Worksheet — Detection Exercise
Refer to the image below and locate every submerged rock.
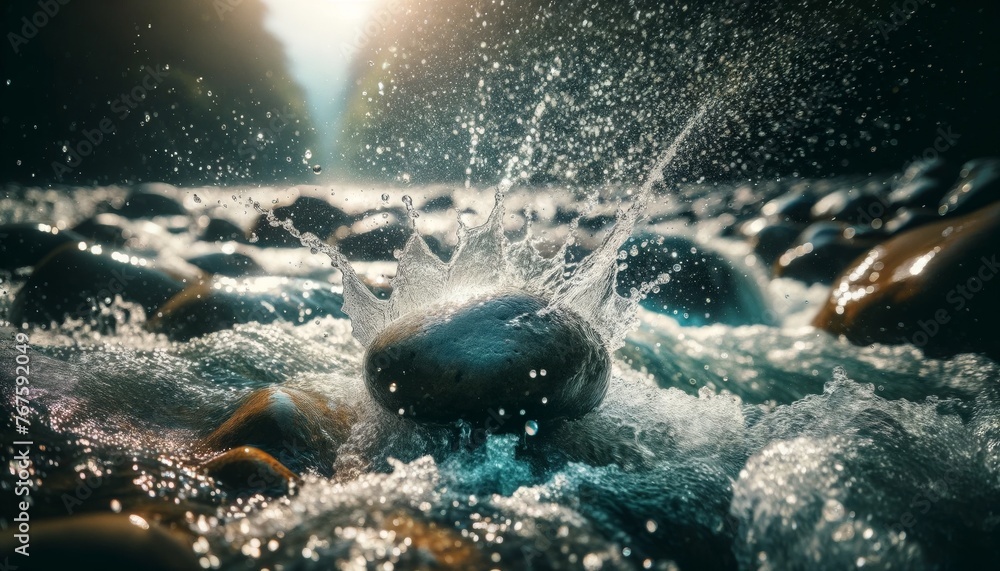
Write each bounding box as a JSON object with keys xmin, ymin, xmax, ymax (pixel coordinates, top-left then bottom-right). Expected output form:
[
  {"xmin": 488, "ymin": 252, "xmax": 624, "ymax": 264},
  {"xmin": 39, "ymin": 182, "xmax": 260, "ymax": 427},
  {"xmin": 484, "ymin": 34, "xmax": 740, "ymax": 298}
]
[
  {"xmin": 251, "ymin": 196, "xmax": 351, "ymax": 247},
  {"xmin": 938, "ymin": 158, "xmax": 1000, "ymax": 216},
  {"xmin": 186, "ymin": 252, "xmax": 263, "ymax": 277},
  {"xmin": 0, "ymin": 223, "xmax": 84, "ymax": 270},
  {"xmin": 810, "ymin": 188, "xmax": 887, "ymax": 224},
  {"xmin": 774, "ymin": 223, "xmax": 879, "ymax": 285},
  {"xmin": 202, "ymin": 446, "xmax": 299, "ymax": 495},
  {"xmin": 336, "ymin": 218, "xmax": 411, "ymax": 261},
  {"xmin": 813, "ymin": 202, "xmax": 1000, "ymax": 359},
  {"xmin": 761, "ymin": 191, "xmax": 816, "ymax": 223},
  {"xmin": 742, "ymin": 219, "xmax": 802, "ymax": 266},
  {"xmin": 200, "ymin": 217, "xmax": 248, "ymax": 243},
  {"xmin": 148, "ymin": 278, "xmax": 347, "ymax": 341},
  {"xmin": 198, "ymin": 387, "xmax": 355, "ymax": 475},
  {"xmin": 888, "ymin": 158, "xmax": 957, "ymax": 210},
  {"xmin": 1, "ymin": 513, "xmax": 199, "ymax": 571},
  {"xmin": 114, "ymin": 184, "xmax": 187, "ymax": 219},
  {"xmin": 363, "ymin": 291, "xmax": 610, "ymax": 425},
  {"xmin": 617, "ymin": 234, "xmax": 771, "ymax": 326},
  {"xmin": 883, "ymin": 208, "xmax": 938, "ymax": 235},
  {"xmin": 72, "ymin": 213, "xmax": 169, "ymax": 251},
  {"xmin": 10, "ymin": 243, "xmax": 184, "ymax": 327}
]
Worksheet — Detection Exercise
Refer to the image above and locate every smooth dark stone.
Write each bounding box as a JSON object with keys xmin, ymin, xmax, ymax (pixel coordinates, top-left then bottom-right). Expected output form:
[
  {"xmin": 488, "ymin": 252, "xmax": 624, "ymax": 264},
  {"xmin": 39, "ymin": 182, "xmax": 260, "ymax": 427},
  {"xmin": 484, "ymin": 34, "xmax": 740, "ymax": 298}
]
[
  {"xmin": 250, "ymin": 196, "xmax": 352, "ymax": 247},
  {"xmin": 798, "ymin": 221, "xmax": 847, "ymax": 244},
  {"xmin": 10, "ymin": 244, "xmax": 184, "ymax": 327},
  {"xmin": 774, "ymin": 223, "xmax": 878, "ymax": 284},
  {"xmin": 72, "ymin": 213, "xmax": 134, "ymax": 249},
  {"xmin": 889, "ymin": 177, "xmax": 951, "ymax": 210},
  {"xmin": 200, "ymin": 217, "xmax": 248, "ymax": 243},
  {"xmin": 199, "ymin": 387, "xmax": 355, "ymax": 475},
  {"xmin": 422, "ymin": 194, "xmax": 454, "ymax": 211},
  {"xmin": 202, "ymin": 446, "xmax": 299, "ymax": 495},
  {"xmin": 0, "ymin": 513, "xmax": 199, "ymax": 571},
  {"xmin": 847, "ymin": 223, "xmax": 887, "ymax": 241},
  {"xmin": 617, "ymin": 234, "xmax": 771, "ymax": 326},
  {"xmin": 337, "ymin": 223, "xmax": 411, "ymax": 261},
  {"xmin": 761, "ymin": 192, "xmax": 816, "ymax": 223},
  {"xmin": 746, "ymin": 222, "xmax": 802, "ymax": 266},
  {"xmin": 363, "ymin": 291, "xmax": 611, "ymax": 425},
  {"xmin": 897, "ymin": 157, "xmax": 956, "ymax": 187},
  {"xmin": 938, "ymin": 158, "xmax": 1000, "ymax": 216},
  {"xmin": 148, "ymin": 278, "xmax": 347, "ymax": 341},
  {"xmin": 884, "ymin": 208, "xmax": 939, "ymax": 235},
  {"xmin": 114, "ymin": 184, "xmax": 187, "ymax": 218},
  {"xmin": 813, "ymin": 201, "xmax": 1000, "ymax": 360},
  {"xmin": 186, "ymin": 252, "xmax": 263, "ymax": 277},
  {"xmin": 0, "ymin": 223, "xmax": 85, "ymax": 270},
  {"xmin": 811, "ymin": 190, "xmax": 888, "ymax": 224}
]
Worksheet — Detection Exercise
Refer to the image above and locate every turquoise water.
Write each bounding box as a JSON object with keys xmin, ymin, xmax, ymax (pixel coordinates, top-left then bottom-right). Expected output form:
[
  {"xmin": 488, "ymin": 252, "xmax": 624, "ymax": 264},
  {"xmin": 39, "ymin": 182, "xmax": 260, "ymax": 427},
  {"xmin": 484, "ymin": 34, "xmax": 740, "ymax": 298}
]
[{"xmin": 2, "ymin": 182, "xmax": 999, "ymax": 569}]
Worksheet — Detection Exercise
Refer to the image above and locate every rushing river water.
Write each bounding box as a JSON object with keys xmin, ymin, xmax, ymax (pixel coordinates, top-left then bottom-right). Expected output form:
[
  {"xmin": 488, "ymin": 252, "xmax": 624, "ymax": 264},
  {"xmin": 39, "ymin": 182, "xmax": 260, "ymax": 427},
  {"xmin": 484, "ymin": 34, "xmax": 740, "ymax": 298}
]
[
  {"xmin": 2, "ymin": 177, "xmax": 999, "ymax": 569},
  {"xmin": 2, "ymin": 0, "xmax": 1000, "ymax": 568}
]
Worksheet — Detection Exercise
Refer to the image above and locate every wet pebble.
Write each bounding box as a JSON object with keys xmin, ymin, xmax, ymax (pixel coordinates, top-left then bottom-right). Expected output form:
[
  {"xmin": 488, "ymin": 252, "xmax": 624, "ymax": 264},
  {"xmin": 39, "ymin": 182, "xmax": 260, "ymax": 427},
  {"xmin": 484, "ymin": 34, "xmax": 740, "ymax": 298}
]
[
  {"xmin": 0, "ymin": 513, "xmax": 199, "ymax": 571},
  {"xmin": 148, "ymin": 278, "xmax": 347, "ymax": 341},
  {"xmin": 883, "ymin": 208, "xmax": 939, "ymax": 235},
  {"xmin": 363, "ymin": 291, "xmax": 611, "ymax": 425},
  {"xmin": 0, "ymin": 222, "xmax": 85, "ymax": 271},
  {"xmin": 198, "ymin": 386, "xmax": 355, "ymax": 475},
  {"xmin": 113, "ymin": 183, "xmax": 187, "ymax": 219},
  {"xmin": 200, "ymin": 217, "xmax": 248, "ymax": 243},
  {"xmin": 202, "ymin": 446, "xmax": 299, "ymax": 495},
  {"xmin": 10, "ymin": 243, "xmax": 184, "ymax": 327},
  {"xmin": 250, "ymin": 196, "xmax": 352, "ymax": 247},
  {"xmin": 774, "ymin": 223, "xmax": 879, "ymax": 285},
  {"xmin": 186, "ymin": 252, "xmax": 263, "ymax": 278},
  {"xmin": 617, "ymin": 234, "xmax": 771, "ymax": 326},
  {"xmin": 813, "ymin": 201, "xmax": 1000, "ymax": 359},
  {"xmin": 888, "ymin": 158, "xmax": 957, "ymax": 210},
  {"xmin": 938, "ymin": 158, "xmax": 1000, "ymax": 217}
]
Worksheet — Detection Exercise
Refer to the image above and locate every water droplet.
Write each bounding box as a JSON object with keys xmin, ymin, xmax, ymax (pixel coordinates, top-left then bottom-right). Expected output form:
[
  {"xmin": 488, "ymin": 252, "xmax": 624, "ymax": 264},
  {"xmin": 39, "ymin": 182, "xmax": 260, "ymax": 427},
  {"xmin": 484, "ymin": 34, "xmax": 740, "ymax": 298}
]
[
  {"xmin": 304, "ymin": 149, "xmax": 313, "ymax": 160},
  {"xmin": 529, "ymin": 369, "xmax": 537, "ymax": 378},
  {"xmin": 539, "ymin": 369, "xmax": 547, "ymax": 376},
  {"xmin": 823, "ymin": 498, "xmax": 845, "ymax": 522},
  {"xmin": 525, "ymin": 420, "xmax": 539, "ymax": 436},
  {"xmin": 389, "ymin": 382, "xmax": 397, "ymax": 393},
  {"xmin": 192, "ymin": 194, "xmax": 201, "ymax": 203},
  {"xmin": 646, "ymin": 520, "xmax": 658, "ymax": 533},
  {"xmin": 110, "ymin": 499, "xmax": 122, "ymax": 513},
  {"xmin": 381, "ymin": 193, "xmax": 390, "ymax": 201},
  {"xmin": 312, "ymin": 164, "xmax": 322, "ymax": 174},
  {"xmin": 541, "ymin": 397, "xmax": 548, "ymax": 404}
]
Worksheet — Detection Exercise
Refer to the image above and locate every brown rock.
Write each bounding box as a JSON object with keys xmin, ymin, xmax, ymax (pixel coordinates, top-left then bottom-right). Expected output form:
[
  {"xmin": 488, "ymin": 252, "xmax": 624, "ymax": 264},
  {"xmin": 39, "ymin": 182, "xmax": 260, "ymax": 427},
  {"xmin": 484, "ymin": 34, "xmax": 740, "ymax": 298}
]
[
  {"xmin": 202, "ymin": 446, "xmax": 299, "ymax": 495},
  {"xmin": 198, "ymin": 387, "xmax": 356, "ymax": 475},
  {"xmin": 383, "ymin": 512, "xmax": 485, "ymax": 569},
  {"xmin": 812, "ymin": 202, "xmax": 1000, "ymax": 359},
  {"xmin": 0, "ymin": 513, "xmax": 198, "ymax": 570}
]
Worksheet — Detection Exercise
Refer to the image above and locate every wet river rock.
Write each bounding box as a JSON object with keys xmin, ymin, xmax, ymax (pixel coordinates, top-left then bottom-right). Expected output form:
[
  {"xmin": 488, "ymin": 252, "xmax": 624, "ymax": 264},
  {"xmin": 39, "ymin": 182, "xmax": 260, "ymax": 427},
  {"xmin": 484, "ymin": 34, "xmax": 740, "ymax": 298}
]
[
  {"xmin": 363, "ymin": 291, "xmax": 610, "ymax": 425},
  {"xmin": 10, "ymin": 243, "xmax": 185, "ymax": 327},
  {"xmin": 813, "ymin": 201, "xmax": 1000, "ymax": 359},
  {"xmin": 0, "ymin": 222, "xmax": 84, "ymax": 270}
]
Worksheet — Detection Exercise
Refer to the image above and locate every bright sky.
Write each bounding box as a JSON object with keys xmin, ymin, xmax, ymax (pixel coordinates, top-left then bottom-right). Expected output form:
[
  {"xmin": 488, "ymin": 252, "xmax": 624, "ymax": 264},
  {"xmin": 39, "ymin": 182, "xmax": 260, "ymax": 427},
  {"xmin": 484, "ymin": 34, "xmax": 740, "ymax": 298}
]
[{"xmin": 260, "ymin": 0, "xmax": 383, "ymax": 166}]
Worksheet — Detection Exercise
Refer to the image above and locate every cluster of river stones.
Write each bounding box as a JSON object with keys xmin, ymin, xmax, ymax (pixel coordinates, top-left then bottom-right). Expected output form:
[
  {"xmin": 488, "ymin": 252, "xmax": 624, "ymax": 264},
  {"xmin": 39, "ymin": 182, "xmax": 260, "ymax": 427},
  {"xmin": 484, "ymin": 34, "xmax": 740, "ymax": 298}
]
[{"xmin": 2, "ymin": 157, "xmax": 999, "ymax": 567}]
